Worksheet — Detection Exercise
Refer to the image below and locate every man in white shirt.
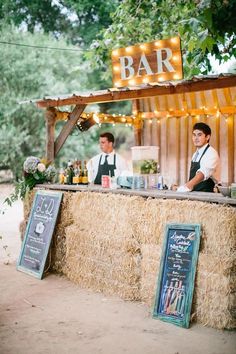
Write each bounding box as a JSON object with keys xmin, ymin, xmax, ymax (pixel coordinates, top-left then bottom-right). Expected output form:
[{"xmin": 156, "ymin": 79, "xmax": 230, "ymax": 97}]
[
  {"xmin": 87, "ymin": 132, "xmax": 128, "ymax": 184},
  {"xmin": 177, "ymin": 122, "xmax": 220, "ymax": 193}
]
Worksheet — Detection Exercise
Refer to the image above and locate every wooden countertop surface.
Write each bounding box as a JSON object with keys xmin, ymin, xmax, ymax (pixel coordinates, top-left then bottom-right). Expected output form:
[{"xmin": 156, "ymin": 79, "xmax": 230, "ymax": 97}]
[{"xmin": 35, "ymin": 184, "xmax": 236, "ymax": 206}]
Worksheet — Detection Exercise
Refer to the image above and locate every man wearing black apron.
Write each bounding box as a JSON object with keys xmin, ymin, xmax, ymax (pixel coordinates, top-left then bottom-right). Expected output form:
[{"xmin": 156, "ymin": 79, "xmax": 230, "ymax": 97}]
[
  {"xmin": 177, "ymin": 122, "xmax": 220, "ymax": 193},
  {"xmin": 87, "ymin": 132, "xmax": 128, "ymax": 185}
]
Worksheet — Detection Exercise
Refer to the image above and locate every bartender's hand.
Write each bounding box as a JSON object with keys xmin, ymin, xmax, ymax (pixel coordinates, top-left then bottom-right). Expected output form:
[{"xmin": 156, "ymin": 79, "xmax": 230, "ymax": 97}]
[{"xmin": 176, "ymin": 185, "xmax": 191, "ymax": 193}]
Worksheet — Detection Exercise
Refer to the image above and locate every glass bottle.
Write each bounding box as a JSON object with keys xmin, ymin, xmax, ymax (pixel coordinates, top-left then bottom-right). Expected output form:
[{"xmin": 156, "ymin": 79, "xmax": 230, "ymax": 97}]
[
  {"xmin": 66, "ymin": 160, "xmax": 74, "ymax": 185},
  {"xmin": 82, "ymin": 160, "xmax": 89, "ymax": 185}
]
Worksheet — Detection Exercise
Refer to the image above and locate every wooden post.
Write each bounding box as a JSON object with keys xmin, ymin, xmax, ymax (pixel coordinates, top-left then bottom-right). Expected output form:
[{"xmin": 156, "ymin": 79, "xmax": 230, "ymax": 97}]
[
  {"xmin": 132, "ymin": 100, "xmax": 142, "ymax": 145},
  {"xmin": 45, "ymin": 108, "xmax": 56, "ymax": 162},
  {"xmin": 54, "ymin": 104, "xmax": 86, "ymax": 157}
]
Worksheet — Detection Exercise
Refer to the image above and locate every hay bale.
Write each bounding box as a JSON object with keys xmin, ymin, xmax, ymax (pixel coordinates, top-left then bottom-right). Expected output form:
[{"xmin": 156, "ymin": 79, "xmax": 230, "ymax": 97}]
[
  {"xmin": 51, "ymin": 192, "xmax": 74, "ymax": 273},
  {"xmin": 140, "ymin": 244, "xmax": 162, "ymax": 306},
  {"xmin": 23, "ymin": 188, "xmax": 236, "ymax": 329},
  {"xmin": 64, "ymin": 224, "xmax": 141, "ymax": 300}
]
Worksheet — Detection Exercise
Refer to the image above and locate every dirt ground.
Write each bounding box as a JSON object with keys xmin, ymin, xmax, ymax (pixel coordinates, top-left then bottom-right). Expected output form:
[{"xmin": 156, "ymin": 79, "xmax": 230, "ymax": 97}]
[{"xmin": 0, "ymin": 184, "xmax": 235, "ymax": 354}]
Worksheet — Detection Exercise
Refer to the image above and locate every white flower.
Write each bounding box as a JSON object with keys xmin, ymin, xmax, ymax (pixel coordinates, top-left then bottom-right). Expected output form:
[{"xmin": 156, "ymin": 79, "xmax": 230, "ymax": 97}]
[
  {"xmin": 37, "ymin": 163, "xmax": 46, "ymax": 172},
  {"xmin": 23, "ymin": 156, "xmax": 40, "ymax": 173}
]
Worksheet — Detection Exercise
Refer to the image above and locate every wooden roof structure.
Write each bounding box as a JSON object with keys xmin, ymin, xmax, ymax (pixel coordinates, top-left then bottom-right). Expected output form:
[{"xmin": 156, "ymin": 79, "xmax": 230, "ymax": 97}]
[{"xmin": 27, "ymin": 74, "xmax": 236, "ymax": 184}]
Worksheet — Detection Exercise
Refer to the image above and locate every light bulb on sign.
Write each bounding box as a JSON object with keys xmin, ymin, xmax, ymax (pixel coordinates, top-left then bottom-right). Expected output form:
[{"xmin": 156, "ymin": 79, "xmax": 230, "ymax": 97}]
[
  {"xmin": 142, "ymin": 77, "xmax": 149, "ymax": 84},
  {"xmin": 170, "ymin": 37, "xmax": 179, "ymax": 44},
  {"xmin": 129, "ymin": 79, "xmax": 136, "ymax": 86},
  {"xmin": 113, "ymin": 65, "xmax": 120, "ymax": 72},
  {"xmin": 140, "ymin": 44, "xmax": 146, "ymax": 51},
  {"xmin": 126, "ymin": 46, "xmax": 133, "ymax": 53},
  {"xmin": 112, "ymin": 50, "xmax": 119, "ymax": 57}
]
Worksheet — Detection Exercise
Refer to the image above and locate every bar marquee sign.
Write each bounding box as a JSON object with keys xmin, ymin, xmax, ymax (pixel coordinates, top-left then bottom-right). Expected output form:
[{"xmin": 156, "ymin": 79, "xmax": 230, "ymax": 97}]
[{"xmin": 112, "ymin": 37, "xmax": 183, "ymax": 88}]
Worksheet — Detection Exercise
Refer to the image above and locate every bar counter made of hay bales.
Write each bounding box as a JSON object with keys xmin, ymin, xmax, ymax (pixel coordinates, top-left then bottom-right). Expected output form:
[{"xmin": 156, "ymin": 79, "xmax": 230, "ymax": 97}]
[{"xmin": 22, "ymin": 185, "xmax": 236, "ymax": 330}]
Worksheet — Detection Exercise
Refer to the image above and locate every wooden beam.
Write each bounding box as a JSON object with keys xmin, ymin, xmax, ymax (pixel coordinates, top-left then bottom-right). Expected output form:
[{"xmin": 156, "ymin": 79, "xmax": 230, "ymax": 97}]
[
  {"xmin": 54, "ymin": 104, "xmax": 86, "ymax": 158},
  {"xmin": 45, "ymin": 108, "xmax": 56, "ymax": 162},
  {"xmin": 36, "ymin": 76, "xmax": 236, "ymax": 108}
]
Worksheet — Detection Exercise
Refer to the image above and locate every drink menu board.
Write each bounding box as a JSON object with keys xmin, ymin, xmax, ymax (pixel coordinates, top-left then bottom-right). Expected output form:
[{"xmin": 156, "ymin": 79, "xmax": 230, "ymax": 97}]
[
  {"xmin": 153, "ymin": 224, "xmax": 201, "ymax": 328},
  {"xmin": 17, "ymin": 190, "xmax": 63, "ymax": 279}
]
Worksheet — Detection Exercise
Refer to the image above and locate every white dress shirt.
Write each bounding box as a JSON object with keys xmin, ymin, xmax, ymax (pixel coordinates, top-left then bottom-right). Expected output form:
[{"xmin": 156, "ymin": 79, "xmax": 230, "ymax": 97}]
[
  {"xmin": 87, "ymin": 151, "xmax": 129, "ymax": 183},
  {"xmin": 192, "ymin": 144, "xmax": 220, "ymax": 182}
]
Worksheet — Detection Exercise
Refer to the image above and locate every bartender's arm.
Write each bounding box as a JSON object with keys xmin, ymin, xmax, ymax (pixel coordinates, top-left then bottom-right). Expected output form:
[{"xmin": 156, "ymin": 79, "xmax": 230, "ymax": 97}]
[
  {"xmin": 185, "ymin": 172, "xmax": 204, "ymax": 191},
  {"xmin": 176, "ymin": 172, "xmax": 204, "ymax": 192}
]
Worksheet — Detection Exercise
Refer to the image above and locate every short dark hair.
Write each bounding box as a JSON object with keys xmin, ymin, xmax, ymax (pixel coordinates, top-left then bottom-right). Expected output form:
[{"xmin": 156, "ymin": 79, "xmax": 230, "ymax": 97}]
[
  {"xmin": 100, "ymin": 132, "xmax": 115, "ymax": 144},
  {"xmin": 193, "ymin": 122, "xmax": 211, "ymax": 136}
]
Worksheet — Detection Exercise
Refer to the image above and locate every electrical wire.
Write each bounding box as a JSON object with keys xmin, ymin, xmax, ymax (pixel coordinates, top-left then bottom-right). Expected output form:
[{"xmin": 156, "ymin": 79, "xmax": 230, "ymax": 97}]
[{"xmin": 0, "ymin": 40, "xmax": 91, "ymax": 52}]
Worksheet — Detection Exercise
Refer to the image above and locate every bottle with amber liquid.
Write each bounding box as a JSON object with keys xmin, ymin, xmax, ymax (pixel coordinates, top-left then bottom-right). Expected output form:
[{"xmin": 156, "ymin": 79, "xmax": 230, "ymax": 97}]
[
  {"xmin": 77, "ymin": 160, "xmax": 83, "ymax": 184},
  {"xmin": 81, "ymin": 160, "xmax": 89, "ymax": 185}
]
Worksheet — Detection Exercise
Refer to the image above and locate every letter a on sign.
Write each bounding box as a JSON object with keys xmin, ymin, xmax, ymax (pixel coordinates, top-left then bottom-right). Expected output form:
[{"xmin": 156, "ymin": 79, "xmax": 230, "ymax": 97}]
[{"xmin": 112, "ymin": 36, "xmax": 183, "ymax": 88}]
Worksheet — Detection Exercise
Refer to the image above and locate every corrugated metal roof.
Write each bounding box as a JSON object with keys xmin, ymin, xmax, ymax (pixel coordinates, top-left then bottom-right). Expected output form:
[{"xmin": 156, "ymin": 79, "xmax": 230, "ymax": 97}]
[{"xmin": 19, "ymin": 74, "xmax": 236, "ymax": 108}]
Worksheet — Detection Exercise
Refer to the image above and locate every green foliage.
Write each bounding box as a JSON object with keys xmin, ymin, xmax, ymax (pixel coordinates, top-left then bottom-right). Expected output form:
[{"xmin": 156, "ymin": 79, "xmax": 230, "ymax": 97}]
[
  {"xmin": 88, "ymin": 0, "xmax": 236, "ymax": 79},
  {"xmin": 0, "ymin": 24, "xmax": 85, "ymax": 178}
]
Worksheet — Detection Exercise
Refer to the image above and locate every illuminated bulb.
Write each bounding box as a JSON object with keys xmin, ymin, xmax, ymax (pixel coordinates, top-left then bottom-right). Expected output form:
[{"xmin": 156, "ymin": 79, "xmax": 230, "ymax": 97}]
[
  {"xmin": 171, "ymin": 37, "xmax": 179, "ymax": 44},
  {"xmin": 129, "ymin": 123, "xmax": 132, "ymax": 127},
  {"xmin": 225, "ymin": 118, "xmax": 228, "ymax": 123},
  {"xmin": 142, "ymin": 77, "xmax": 149, "ymax": 84},
  {"xmin": 158, "ymin": 76, "xmax": 164, "ymax": 82},
  {"xmin": 112, "ymin": 50, "xmax": 119, "ymax": 57},
  {"xmin": 104, "ymin": 116, "xmax": 108, "ymax": 120},
  {"xmin": 149, "ymin": 119, "xmax": 152, "ymax": 124},
  {"xmin": 173, "ymin": 74, "xmax": 180, "ymax": 80},
  {"xmin": 154, "ymin": 110, "xmax": 158, "ymax": 115},
  {"xmin": 129, "ymin": 79, "xmax": 136, "ymax": 85},
  {"xmin": 172, "ymin": 55, "xmax": 179, "ymax": 62},
  {"xmin": 154, "ymin": 41, "xmax": 161, "ymax": 47},
  {"xmin": 113, "ymin": 65, "xmax": 120, "ymax": 72},
  {"xmin": 112, "ymin": 123, "xmax": 115, "ymax": 126},
  {"xmin": 140, "ymin": 44, "xmax": 146, "ymax": 50},
  {"xmin": 157, "ymin": 119, "xmax": 160, "ymax": 124},
  {"xmin": 114, "ymin": 81, "xmax": 121, "ymax": 87},
  {"xmin": 112, "ymin": 113, "xmax": 116, "ymax": 117},
  {"xmin": 126, "ymin": 46, "xmax": 133, "ymax": 53},
  {"xmin": 133, "ymin": 110, "xmax": 137, "ymax": 115},
  {"xmin": 216, "ymin": 111, "xmax": 220, "ymax": 118}
]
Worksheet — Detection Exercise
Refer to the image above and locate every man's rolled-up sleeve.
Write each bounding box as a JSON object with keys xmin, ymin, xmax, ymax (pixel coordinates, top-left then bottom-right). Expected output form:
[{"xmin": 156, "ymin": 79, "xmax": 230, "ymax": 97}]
[{"xmin": 197, "ymin": 151, "xmax": 219, "ymax": 180}]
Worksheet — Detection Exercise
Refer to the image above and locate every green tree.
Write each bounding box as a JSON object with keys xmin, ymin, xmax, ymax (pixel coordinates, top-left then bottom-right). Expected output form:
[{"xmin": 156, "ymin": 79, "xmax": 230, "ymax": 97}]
[
  {"xmin": 0, "ymin": 24, "xmax": 86, "ymax": 178},
  {"xmin": 87, "ymin": 0, "xmax": 236, "ymax": 80}
]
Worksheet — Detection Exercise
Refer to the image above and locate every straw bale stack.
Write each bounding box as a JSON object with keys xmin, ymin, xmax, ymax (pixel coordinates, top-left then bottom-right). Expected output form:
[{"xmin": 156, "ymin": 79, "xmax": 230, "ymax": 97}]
[
  {"xmin": 140, "ymin": 244, "xmax": 162, "ymax": 306},
  {"xmin": 51, "ymin": 192, "xmax": 74, "ymax": 273},
  {"xmin": 23, "ymin": 189, "xmax": 236, "ymax": 329},
  {"xmin": 20, "ymin": 191, "xmax": 35, "ymax": 240},
  {"xmin": 64, "ymin": 224, "xmax": 141, "ymax": 300}
]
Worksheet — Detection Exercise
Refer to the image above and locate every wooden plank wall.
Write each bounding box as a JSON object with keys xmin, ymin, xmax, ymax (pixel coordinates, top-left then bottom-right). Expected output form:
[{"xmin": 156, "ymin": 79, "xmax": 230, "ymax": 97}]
[{"xmin": 137, "ymin": 87, "xmax": 236, "ymax": 186}]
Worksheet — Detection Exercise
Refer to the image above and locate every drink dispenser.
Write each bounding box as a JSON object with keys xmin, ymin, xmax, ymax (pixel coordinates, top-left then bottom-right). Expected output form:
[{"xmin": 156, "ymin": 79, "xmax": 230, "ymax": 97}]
[{"xmin": 131, "ymin": 146, "xmax": 160, "ymax": 175}]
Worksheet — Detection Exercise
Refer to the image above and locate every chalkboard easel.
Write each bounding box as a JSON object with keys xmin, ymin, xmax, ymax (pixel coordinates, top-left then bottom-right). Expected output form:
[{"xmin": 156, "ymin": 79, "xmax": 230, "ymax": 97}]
[
  {"xmin": 17, "ymin": 190, "xmax": 63, "ymax": 279},
  {"xmin": 153, "ymin": 223, "xmax": 201, "ymax": 328}
]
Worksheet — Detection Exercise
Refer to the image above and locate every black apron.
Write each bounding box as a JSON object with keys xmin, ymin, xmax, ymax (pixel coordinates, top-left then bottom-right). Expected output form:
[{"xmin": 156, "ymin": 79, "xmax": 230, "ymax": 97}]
[
  {"xmin": 189, "ymin": 144, "xmax": 215, "ymax": 192},
  {"xmin": 94, "ymin": 154, "xmax": 117, "ymax": 185}
]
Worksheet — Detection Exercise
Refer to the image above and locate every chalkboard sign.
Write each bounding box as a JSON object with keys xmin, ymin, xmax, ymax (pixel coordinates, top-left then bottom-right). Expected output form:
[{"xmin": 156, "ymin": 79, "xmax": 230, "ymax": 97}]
[
  {"xmin": 153, "ymin": 223, "xmax": 201, "ymax": 328},
  {"xmin": 17, "ymin": 190, "xmax": 63, "ymax": 279}
]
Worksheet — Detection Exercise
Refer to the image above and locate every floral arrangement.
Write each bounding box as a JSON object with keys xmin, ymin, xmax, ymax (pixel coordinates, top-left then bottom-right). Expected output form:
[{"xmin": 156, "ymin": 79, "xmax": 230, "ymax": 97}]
[{"xmin": 5, "ymin": 156, "xmax": 57, "ymax": 206}]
